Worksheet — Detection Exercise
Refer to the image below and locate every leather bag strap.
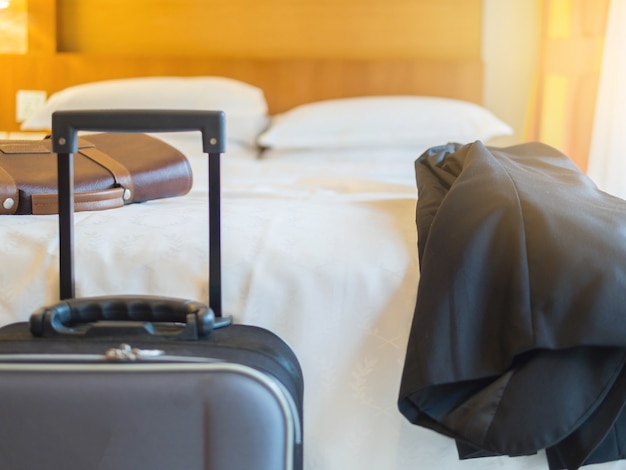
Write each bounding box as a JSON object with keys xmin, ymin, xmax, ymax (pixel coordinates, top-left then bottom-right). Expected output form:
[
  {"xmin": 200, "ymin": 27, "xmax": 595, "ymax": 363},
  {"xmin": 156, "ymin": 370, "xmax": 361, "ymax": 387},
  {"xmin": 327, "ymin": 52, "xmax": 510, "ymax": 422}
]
[
  {"xmin": 31, "ymin": 187, "xmax": 126, "ymax": 215},
  {"xmin": 78, "ymin": 138, "xmax": 135, "ymax": 203},
  {"xmin": 0, "ymin": 164, "xmax": 18, "ymax": 215}
]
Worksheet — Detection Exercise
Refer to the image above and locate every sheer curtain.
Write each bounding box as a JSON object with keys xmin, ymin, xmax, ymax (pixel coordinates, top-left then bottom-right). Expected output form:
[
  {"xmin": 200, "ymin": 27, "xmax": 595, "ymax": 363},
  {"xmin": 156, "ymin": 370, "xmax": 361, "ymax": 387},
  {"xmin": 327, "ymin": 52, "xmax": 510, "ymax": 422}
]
[{"xmin": 587, "ymin": 0, "xmax": 626, "ymax": 198}]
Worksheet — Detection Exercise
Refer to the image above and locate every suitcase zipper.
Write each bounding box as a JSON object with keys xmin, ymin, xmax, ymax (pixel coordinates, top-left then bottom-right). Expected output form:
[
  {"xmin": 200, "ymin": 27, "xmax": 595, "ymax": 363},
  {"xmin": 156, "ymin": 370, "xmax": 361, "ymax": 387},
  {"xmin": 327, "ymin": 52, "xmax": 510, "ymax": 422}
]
[{"xmin": 105, "ymin": 343, "xmax": 164, "ymax": 360}]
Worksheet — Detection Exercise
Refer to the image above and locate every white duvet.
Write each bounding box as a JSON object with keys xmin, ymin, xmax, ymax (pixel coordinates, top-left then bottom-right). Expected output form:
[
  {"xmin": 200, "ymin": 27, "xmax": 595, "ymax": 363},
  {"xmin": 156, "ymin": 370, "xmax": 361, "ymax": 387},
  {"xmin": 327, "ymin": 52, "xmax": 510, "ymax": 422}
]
[{"xmin": 0, "ymin": 133, "xmax": 620, "ymax": 470}]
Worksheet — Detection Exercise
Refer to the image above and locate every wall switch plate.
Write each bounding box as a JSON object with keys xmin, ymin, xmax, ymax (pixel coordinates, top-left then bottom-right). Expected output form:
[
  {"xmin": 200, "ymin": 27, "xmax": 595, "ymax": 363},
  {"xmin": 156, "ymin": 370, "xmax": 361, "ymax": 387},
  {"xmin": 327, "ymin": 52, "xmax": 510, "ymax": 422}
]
[{"xmin": 16, "ymin": 90, "xmax": 47, "ymax": 123}]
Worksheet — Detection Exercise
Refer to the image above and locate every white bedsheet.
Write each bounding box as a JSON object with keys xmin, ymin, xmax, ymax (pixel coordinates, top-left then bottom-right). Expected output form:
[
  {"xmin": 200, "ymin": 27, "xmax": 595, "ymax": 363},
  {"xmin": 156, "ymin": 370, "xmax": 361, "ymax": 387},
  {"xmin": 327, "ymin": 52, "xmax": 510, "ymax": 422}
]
[{"xmin": 0, "ymin": 133, "xmax": 622, "ymax": 470}]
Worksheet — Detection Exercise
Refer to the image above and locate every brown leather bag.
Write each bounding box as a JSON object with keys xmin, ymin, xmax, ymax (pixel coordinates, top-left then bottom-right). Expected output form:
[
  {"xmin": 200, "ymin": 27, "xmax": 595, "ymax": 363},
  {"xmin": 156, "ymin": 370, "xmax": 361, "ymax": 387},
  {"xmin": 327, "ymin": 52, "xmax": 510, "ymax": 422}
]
[{"xmin": 0, "ymin": 133, "xmax": 193, "ymax": 215}]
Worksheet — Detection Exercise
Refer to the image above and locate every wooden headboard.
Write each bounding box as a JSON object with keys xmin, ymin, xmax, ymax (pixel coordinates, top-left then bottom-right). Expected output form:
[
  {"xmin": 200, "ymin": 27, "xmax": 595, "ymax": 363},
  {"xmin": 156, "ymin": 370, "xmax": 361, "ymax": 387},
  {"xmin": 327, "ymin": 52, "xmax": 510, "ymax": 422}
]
[{"xmin": 0, "ymin": 0, "xmax": 484, "ymax": 131}]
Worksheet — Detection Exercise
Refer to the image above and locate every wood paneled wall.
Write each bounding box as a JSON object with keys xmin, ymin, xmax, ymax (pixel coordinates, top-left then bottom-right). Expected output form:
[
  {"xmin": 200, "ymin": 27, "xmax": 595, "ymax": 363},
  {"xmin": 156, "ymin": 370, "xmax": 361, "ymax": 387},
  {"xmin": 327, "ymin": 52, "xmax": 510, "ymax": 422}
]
[
  {"xmin": 0, "ymin": 0, "xmax": 484, "ymax": 132},
  {"xmin": 56, "ymin": 0, "xmax": 482, "ymax": 59}
]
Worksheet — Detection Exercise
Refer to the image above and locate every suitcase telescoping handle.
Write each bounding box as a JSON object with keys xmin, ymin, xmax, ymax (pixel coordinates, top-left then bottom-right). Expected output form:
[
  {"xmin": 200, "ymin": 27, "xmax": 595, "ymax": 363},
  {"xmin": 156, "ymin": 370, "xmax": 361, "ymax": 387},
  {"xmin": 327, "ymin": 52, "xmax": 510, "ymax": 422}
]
[{"xmin": 34, "ymin": 110, "xmax": 227, "ymax": 338}]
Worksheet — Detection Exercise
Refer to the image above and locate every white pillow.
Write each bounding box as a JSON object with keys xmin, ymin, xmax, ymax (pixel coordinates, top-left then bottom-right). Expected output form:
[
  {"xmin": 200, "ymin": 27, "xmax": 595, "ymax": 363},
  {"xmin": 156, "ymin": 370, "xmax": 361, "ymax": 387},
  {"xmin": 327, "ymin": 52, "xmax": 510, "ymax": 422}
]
[
  {"xmin": 21, "ymin": 76, "xmax": 269, "ymax": 146},
  {"xmin": 257, "ymin": 96, "xmax": 513, "ymax": 149}
]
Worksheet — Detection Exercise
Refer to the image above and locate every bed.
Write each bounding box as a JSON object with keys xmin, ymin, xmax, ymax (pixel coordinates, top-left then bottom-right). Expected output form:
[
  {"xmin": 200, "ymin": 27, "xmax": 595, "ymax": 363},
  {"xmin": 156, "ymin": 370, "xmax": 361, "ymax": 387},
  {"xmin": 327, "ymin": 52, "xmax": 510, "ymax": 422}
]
[{"xmin": 1, "ymin": 74, "xmax": 622, "ymax": 470}]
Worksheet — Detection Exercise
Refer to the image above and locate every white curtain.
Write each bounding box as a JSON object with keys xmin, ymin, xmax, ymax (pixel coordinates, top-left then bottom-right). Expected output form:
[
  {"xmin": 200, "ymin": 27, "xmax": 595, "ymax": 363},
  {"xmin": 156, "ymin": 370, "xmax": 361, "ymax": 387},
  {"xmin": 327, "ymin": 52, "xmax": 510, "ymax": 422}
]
[{"xmin": 587, "ymin": 0, "xmax": 626, "ymax": 198}]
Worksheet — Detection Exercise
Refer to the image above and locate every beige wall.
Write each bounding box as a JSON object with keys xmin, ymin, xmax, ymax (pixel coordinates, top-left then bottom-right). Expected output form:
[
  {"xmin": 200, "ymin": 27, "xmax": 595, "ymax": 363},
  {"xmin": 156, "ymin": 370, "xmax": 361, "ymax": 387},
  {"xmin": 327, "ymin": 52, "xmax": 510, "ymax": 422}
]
[{"xmin": 482, "ymin": 0, "xmax": 539, "ymax": 145}]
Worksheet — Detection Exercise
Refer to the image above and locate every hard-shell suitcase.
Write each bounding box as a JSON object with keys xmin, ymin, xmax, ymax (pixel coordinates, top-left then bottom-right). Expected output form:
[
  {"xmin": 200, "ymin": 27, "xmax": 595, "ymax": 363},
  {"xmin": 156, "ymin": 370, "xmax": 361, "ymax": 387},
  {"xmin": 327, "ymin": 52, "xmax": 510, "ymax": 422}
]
[{"xmin": 0, "ymin": 110, "xmax": 304, "ymax": 470}]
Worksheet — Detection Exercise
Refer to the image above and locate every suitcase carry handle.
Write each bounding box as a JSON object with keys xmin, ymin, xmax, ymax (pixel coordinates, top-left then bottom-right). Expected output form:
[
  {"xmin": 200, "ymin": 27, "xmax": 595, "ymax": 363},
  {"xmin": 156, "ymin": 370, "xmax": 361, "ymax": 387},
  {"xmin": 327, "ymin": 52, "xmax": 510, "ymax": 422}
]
[
  {"xmin": 46, "ymin": 110, "xmax": 228, "ymax": 335},
  {"xmin": 29, "ymin": 296, "xmax": 228, "ymax": 339}
]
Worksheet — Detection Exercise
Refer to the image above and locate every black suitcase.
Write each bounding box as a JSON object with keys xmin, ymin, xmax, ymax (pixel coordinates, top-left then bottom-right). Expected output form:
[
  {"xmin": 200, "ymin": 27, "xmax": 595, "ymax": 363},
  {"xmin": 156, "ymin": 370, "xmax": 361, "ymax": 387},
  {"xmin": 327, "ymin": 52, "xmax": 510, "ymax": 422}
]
[{"xmin": 0, "ymin": 110, "xmax": 303, "ymax": 470}]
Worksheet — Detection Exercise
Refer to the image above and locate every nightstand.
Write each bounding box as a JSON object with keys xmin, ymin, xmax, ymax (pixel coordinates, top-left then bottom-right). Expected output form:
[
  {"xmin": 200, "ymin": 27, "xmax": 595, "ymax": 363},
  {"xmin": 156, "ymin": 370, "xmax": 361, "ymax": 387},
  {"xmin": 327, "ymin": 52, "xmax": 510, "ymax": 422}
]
[{"xmin": 0, "ymin": 131, "xmax": 49, "ymax": 140}]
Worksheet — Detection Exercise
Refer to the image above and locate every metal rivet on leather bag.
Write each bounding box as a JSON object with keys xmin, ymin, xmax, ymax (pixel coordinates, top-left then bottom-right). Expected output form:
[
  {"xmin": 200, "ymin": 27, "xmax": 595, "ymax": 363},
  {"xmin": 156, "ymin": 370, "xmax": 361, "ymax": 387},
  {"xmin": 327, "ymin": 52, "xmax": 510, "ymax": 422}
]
[
  {"xmin": 2, "ymin": 198, "xmax": 14, "ymax": 210},
  {"xmin": 123, "ymin": 189, "xmax": 132, "ymax": 201}
]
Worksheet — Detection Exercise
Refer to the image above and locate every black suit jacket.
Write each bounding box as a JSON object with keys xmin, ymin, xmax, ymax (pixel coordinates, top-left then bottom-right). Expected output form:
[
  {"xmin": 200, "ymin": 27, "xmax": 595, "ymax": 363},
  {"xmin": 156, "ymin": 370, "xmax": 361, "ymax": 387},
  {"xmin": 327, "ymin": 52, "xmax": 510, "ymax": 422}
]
[{"xmin": 398, "ymin": 141, "xmax": 626, "ymax": 469}]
